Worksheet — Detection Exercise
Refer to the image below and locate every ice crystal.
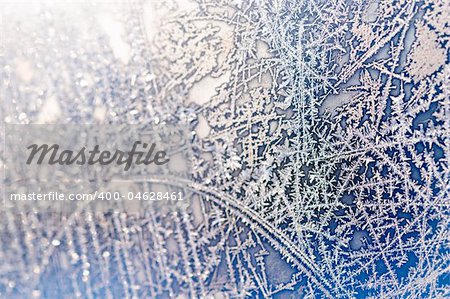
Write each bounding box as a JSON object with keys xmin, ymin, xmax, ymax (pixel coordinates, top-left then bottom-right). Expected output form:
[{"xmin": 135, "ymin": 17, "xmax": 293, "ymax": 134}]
[{"xmin": 1, "ymin": 0, "xmax": 449, "ymax": 298}]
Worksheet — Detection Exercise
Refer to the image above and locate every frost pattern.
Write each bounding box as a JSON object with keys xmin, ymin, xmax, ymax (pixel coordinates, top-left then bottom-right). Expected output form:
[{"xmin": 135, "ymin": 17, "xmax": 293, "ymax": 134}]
[{"xmin": 1, "ymin": 0, "xmax": 449, "ymax": 298}]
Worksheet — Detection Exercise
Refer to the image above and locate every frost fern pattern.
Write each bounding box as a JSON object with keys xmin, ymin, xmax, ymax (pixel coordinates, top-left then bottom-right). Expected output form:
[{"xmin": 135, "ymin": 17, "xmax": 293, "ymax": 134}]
[{"xmin": 1, "ymin": 0, "xmax": 449, "ymax": 298}]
